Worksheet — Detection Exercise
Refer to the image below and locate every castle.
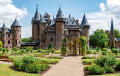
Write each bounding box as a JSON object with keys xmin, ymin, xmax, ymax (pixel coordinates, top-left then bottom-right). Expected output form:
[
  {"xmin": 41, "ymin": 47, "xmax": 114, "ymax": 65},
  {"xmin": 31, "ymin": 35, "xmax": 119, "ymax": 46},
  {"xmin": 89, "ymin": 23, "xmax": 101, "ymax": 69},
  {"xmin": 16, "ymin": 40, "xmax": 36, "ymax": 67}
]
[
  {"xmin": 0, "ymin": 18, "xmax": 21, "ymax": 49},
  {"xmin": 22, "ymin": 6, "xmax": 90, "ymax": 49}
]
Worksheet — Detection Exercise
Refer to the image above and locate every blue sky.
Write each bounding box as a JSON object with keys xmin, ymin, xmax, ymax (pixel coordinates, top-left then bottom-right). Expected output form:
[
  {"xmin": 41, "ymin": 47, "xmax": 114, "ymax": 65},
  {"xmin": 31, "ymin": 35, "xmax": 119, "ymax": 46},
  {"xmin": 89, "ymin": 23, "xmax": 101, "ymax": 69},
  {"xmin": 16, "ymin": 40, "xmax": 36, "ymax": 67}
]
[
  {"xmin": 0, "ymin": 0, "xmax": 120, "ymax": 38},
  {"xmin": 12, "ymin": 0, "xmax": 105, "ymax": 28}
]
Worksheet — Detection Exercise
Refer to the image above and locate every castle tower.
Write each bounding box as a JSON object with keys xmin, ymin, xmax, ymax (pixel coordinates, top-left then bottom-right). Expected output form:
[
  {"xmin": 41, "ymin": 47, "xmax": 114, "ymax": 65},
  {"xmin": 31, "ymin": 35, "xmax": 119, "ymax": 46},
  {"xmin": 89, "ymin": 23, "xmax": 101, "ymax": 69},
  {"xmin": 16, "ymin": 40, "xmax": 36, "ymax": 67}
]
[
  {"xmin": 81, "ymin": 14, "xmax": 90, "ymax": 47},
  {"xmin": 39, "ymin": 17, "xmax": 47, "ymax": 48},
  {"xmin": 11, "ymin": 17, "xmax": 21, "ymax": 48},
  {"xmin": 110, "ymin": 19, "xmax": 115, "ymax": 46},
  {"xmin": 55, "ymin": 7, "xmax": 66, "ymax": 48},
  {"xmin": 32, "ymin": 5, "xmax": 40, "ymax": 42},
  {"xmin": 1, "ymin": 23, "xmax": 7, "ymax": 48}
]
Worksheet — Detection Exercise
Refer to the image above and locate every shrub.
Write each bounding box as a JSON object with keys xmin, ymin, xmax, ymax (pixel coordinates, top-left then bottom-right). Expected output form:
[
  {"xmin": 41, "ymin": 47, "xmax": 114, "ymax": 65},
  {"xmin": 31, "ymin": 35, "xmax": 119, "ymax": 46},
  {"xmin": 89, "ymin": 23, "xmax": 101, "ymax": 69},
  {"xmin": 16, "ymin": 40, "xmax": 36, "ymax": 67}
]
[
  {"xmin": 86, "ymin": 50, "xmax": 92, "ymax": 54},
  {"xmin": 115, "ymin": 60, "xmax": 120, "ymax": 71},
  {"xmin": 84, "ymin": 65, "xmax": 90, "ymax": 71},
  {"xmin": 82, "ymin": 56, "xmax": 95, "ymax": 59},
  {"xmin": 82, "ymin": 59, "xmax": 95, "ymax": 64},
  {"xmin": 13, "ymin": 59, "xmax": 22, "ymax": 70},
  {"xmin": 116, "ymin": 54, "xmax": 120, "ymax": 58},
  {"xmin": 102, "ymin": 51, "xmax": 107, "ymax": 55},
  {"xmin": 102, "ymin": 48, "xmax": 108, "ymax": 52},
  {"xmin": 40, "ymin": 64, "xmax": 49, "ymax": 71},
  {"xmin": 95, "ymin": 55, "xmax": 117, "ymax": 67},
  {"xmin": 47, "ymin": 56, "xmax": 63, "ymax": 59},
  {"xmin": 112, "ymin": 49, "xmax": 119, "ymax": 54},
  {"xmin": 104, "ymin": 66, "xmax": 115, "ymax": 73},
  {"xmin": 88, "ymin": 64, "xmax": 105, "ymax": 75}
]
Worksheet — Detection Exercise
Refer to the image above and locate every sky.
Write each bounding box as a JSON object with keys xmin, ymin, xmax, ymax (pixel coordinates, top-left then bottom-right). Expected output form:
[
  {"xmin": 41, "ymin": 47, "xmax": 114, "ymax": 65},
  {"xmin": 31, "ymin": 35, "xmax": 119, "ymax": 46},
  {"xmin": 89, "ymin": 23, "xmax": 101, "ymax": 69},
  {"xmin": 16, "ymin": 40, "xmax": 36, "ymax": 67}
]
[{"xmin": 0, "ymin": 0, "xmax": 120, "ymax": 38}]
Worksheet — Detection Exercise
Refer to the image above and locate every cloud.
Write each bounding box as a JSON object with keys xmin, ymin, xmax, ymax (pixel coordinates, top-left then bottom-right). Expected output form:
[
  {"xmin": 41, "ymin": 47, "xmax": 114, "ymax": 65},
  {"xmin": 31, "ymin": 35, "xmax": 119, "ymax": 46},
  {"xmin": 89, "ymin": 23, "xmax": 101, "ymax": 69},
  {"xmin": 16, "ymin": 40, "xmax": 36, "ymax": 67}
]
[
  {"xmin": 87, "ymin": 0, "xmax": 120, "ymax": 35},
  {"xmin": 0, "ymin": 0, "xmax": 27, "ymax": 27},
  {"xmin": 21, "ymin": 25, "xmax": 32, "ymax": 38}
]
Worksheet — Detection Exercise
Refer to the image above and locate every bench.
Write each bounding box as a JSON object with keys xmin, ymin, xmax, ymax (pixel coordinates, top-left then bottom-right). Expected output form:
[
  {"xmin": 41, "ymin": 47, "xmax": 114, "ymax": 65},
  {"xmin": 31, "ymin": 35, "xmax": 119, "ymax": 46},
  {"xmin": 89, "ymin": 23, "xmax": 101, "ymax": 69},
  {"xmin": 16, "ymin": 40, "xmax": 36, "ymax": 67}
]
[{"xmin": 0, "ymin": 56, "xmax": 11, "ymax": 62}]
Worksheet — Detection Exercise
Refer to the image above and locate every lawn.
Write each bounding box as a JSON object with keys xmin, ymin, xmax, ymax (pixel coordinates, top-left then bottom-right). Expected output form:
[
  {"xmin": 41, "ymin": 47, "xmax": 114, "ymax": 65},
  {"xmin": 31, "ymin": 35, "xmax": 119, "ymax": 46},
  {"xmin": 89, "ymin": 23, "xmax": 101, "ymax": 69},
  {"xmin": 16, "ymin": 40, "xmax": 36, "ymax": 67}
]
[
  {"xmin": 0, "ymin": 64, "xmax": 40, "ymax": 76},
  {"xmin": 90, "ymin": 73, "xmax": 120, "ymax": 76}
]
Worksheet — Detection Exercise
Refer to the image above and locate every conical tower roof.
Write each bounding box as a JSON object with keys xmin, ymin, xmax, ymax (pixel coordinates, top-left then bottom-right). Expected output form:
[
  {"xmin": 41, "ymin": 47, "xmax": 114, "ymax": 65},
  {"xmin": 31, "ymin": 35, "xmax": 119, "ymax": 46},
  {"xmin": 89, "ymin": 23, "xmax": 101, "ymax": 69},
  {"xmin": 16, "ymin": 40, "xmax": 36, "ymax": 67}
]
[
  {"xmin": 11, "ymin": 17, "xmax": 20, "ymax": 26},
  {"xmin": 2, "ymin": 23, "xmax": 6, "ymax": 29},
  {"xmin": 33, "ymin": 5, "xmax": 40, "ymax": 20},
  {"xmin": 56, "ymin": 6, "xmax": 63, "ymax": 18},
  {"xmin": 81, "ymin": 14, "xmax": 89, "ymax": 26},
  {"xmin": 110, "ymin": 18, "xmax": 114, "ymax": 31}
]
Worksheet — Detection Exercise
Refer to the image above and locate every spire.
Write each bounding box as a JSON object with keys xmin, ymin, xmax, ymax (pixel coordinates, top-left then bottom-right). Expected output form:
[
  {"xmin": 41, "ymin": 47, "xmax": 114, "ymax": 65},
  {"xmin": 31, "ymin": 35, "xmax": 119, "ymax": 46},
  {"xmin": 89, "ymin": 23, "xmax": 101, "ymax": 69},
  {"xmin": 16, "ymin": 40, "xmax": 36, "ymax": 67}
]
[
  {"xmin": 110, "ymin": 18, "xmax": 114, "ymax": 31},
  {"xmin": 56, "ymin": 6, "xmax": 63, "ymax": 18},
  {"xmin": 11, "ymin": 17, "xmax": 20, "ymax": 26},
  {"xmin": 81, "ymin": 13, "xmax": 89, "ymax": 26},
  {"xmin": 33, "ymin": 4, "xmax": 40, "ymax": 20},
  {"xmin": 2, "ymin": 23, "xmax": 6, "ymax": 29},
  {"xmin": 53, "ymin": 15, "xmax": 54, "ymax": 20}
]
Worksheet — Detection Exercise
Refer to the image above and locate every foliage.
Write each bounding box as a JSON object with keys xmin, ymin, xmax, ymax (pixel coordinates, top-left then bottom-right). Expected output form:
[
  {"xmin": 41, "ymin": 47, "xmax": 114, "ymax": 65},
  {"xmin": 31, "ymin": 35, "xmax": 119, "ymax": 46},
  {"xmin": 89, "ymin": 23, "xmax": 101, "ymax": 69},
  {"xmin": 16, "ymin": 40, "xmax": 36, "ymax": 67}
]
[
  {"xmin": 47, "ymin": 56, "xmax": 63, "ymax": 59},
  {"xmin": 73, "ymin": 38, "xmax": 78, "ymax": 55},
  {"xmin": 82, "ymin": 56, "xmax": 95, "ymax": 59},
  {"xmin": 12, "ymin": 47, "xmax": 18, "ymax": 52},
  {"xmin": 26, "ymin": 47, "xmax": 33, "ymax": 52},
  {"xmin": 48, "ymin": 43, "xmax": 53, "ymax": 50},
  {"xmin": 88, "ymin": 64, "xmax": 105, "ymax": 75},
  {"xmin": 102, "ymin": 48, "xmax": 108, "ymax": 52},
  {"xmin": 102, "ymin": 51, "xmax": 107, "ymax": 55},
  {"xmin": 104, "ymin": 66, "xmax": 115, "ymax": 73},
  {"xmin": 82, "ymin": 59, "xmax": 95, "ymax": 64},
  {"xmin": 13, "ymin": 56, "xmax": 49, "ymax": 73},
  {"xmin": 0, "ymin": 41, "xmax": 3, "ymax": 48},
  {"xmin": 21, "ymin": 37, "xmax": 33, "ymax": 42},
  {"xmin": 112, "ymin": 49, "xmax": 119, "ymax": 54},
  {"xmin": 61, "ymin": 37, "xmax": 68, "ymax": 56},
  {"xmin": 40, "ymin": 59, "xmax": 60, "ymax": 64},
  {"xmin": 111, "ymin": 40, "xmax": 115, "ymax": 50},
  {"xmin": 68, "ymin": 40, "xmax": 73, "ymax": 53},
  {"xmin": 95, "ymin": 55, "xmax": 117, "ymax": 67},
  {"xmin": 107, "ymin": 29, "xmax": 120, "ymax": 38},
  {"xmin": 79, "ymin": 36, "xmax": 87, "ymax": 56},
  {"xmin": 115, "ymin": 60, "xmax": 120, "ymax": 71},
  {"xmin": 90, "ymin": 29, "xmax": 108, "ymax": 49},
  {"xmin": 86, "ymin": 50, "xmax": 92, "ymax": 54}
]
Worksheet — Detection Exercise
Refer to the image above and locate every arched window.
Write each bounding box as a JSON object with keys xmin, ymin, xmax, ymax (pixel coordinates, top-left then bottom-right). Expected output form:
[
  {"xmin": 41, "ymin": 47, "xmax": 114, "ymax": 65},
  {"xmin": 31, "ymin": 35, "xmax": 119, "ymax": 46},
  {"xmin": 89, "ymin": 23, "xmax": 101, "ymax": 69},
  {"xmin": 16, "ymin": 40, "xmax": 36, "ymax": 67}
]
[
  {"xmin": 8, "ymin": 40, "xmax": 10, "ymax": 44},
  {"xmin": 16, "ymin": 40, "xmax": 17, "ymax": 44}
]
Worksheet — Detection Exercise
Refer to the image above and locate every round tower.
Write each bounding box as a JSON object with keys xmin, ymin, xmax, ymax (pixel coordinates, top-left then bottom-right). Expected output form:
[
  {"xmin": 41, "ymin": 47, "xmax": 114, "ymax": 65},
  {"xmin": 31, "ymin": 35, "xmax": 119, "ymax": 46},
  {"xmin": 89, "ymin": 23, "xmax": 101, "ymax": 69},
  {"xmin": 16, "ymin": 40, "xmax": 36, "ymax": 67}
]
[
  {"xmin": 55, "ymin": 7, "xmax": 66, "ymax": 48},
  {"xmin": 1, "ymin": 23, "xmax": 7, "ymax": 48},
  {"xmin": 81, "ymin": 14, "xmax": 90, "ymax": 48},
  {"xmin": 11, "ymin": 17, "xmax": 21, "ymax": 48}
]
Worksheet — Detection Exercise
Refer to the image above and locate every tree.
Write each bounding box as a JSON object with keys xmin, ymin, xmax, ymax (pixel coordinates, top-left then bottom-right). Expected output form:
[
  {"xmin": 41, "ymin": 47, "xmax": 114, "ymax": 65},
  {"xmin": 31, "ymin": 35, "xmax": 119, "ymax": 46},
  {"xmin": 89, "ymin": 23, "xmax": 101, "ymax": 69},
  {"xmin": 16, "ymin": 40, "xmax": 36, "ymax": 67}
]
[
  {"xmin": 50, "ymin": 48, "xmax": 55, "ymax": 57},
  {"xmin": 106, "ymin": 29, "xmax": 120, "ymax": 38},
  {"xmin": 73, "ymin": 38, "xmax": 78, "ymax": 56},
  {"xmin": 0, "ymin": 41, "xmax": 3, "ymax": 48},
  {"xmin": 111, "ymin": 40, "xmax": 115, "ymax": 50},
  {"xmin": 61, "ymin": 37, "xmax": 68, "ymax": 56},
  {"xmin": 21, "ymin": 37, "xmax": 33, "ymax": 42},
  {"xmin": 48, "ymin": 43, "xmax": 53, "ymax": 50},
  {"xmin": 79, "ymin": 36, "xmax": 87, "ymax": 56},
  {"xmin": 90, "ymin": 29, "xmax": 108, "ymax": 49}
]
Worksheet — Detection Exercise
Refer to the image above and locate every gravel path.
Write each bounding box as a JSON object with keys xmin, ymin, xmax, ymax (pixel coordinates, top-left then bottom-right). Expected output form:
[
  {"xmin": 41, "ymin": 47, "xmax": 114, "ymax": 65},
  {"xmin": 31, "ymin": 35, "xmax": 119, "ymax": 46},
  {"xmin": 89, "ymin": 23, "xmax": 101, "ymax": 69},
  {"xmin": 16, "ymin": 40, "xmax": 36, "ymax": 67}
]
[
  {"xmin": 0, "ymin": 61, "xmax": 12, "ymax": 65},
  {"xmin": 42, "ymin": 56, "xmax": 84, "ymax": 76}
]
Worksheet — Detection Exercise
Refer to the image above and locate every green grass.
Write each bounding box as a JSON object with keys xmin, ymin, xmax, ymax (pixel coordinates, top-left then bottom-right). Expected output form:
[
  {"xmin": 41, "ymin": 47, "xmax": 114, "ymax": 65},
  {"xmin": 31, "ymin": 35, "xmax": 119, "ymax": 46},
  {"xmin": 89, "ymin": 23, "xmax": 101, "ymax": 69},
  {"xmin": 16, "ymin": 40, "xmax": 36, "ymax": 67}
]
[
  {"xmin": 90, "ymin": 73, "xmax": 120, "ymax": 76},
  {"xmin": 0, "ymin": 64, "xmax": 40, "ymax": 76}
]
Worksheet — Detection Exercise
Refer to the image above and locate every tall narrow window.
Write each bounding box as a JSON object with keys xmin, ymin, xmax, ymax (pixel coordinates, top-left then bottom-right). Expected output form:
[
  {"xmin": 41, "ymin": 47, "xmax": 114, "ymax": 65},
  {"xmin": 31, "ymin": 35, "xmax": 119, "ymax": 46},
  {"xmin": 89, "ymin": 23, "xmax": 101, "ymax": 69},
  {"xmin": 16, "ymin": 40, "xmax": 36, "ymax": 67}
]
[
  {"xmin": 8, "ymin": 34, "xmax": 10, "ymax": 37},
  {"xmin": 51, "ymin": 38, "xmax": 53, "ymax": 41},
  {"xmin": 16, "ymin": 40, "xmax": 17, "ymax": 44},
  {"xmin": 8, "ymin": 40, "xmax": 10, "ymax": 44}
]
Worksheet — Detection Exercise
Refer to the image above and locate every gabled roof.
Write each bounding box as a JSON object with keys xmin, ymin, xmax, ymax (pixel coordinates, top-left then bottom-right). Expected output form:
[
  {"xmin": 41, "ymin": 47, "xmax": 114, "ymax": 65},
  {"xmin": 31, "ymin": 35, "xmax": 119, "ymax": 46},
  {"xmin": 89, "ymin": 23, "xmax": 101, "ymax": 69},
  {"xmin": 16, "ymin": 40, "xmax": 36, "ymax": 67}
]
[
  {"xmin": 11, "ymin": 18, "xmax": 21, "ymax": 26},
  {"xmin": 110, "ymin": 18, "xmax": 114, "ymax": 31},
  {"xmin": 33, "ymin": 5, "xmax": 40, "ymax": 20},
  {"xmin": 56, "ymin": 7, "xmax": 63, "ymax": 18},
  {"xmin": 2, "ymin": 23, "xmax": 6, "ymax": 29},
  {"xmin": 81, "ymin": 14, "xmax": 89, "ymax": 26}
]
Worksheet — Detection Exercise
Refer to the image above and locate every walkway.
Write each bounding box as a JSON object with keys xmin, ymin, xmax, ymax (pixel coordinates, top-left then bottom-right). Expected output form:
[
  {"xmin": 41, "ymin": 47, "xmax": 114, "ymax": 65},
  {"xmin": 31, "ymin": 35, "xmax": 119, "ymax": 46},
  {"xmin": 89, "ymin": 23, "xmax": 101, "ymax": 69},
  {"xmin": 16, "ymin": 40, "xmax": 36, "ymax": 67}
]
[{"xmin": 42, "ymin": 56, "xmax": 84, "ymax": 76}]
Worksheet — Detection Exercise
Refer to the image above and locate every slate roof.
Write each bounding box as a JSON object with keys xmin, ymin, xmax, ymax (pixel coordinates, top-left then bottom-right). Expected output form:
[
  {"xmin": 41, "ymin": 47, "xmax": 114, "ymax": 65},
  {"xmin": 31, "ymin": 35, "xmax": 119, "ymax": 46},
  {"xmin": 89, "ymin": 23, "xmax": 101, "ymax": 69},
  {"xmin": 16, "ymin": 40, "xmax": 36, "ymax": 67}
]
[
  {"xmin": 21, "ymin": 41, "xmax": 39, "ymax": 46},
  {"xmin": 41, "ymin": 17, "xmax": 46, "ymax": 23},
  {"xmin": 33, "ymin": 5, "xmax": 40, "ymax": 20},
  {"xmin": 2, "ymin": 23, "xmax": 6, "ymax": 29},
  {"xmin": 81, "ymin": 14, "xmax": 89, "ymax": 26},
  {"xmin": 56, "ymin": 7, "xmax": 63, "ymax": 18},
  {"xmin": 111, "ymin": 19, "xmax": 114, "ymax": 31},
  {"xmin": 11, "ymin": 18, "xmax": 21, "ymax": 26},
  {"xmin": 0, "ymin": 27, "xmax": 12, "ymax": 32}
]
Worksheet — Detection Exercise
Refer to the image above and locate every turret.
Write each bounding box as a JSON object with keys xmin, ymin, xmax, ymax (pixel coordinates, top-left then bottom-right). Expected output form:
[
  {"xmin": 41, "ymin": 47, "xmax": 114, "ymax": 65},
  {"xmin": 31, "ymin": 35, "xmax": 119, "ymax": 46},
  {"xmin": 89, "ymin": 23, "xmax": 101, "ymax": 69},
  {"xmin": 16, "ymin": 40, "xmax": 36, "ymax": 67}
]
[
  {"xmin": 32, "ymin": 5, "xmax": 40, "ymax": 42},
  {"xmin": 110, "ymin": 19, "xmax": 115, "ymax": 46},
  {"xmin": 11, "ymin": 17, "xmax": 21, "ymax": 48},
  {"xmin": 55, "ymin": 6, "xmax": 66, "ymax": 48},
  {"xmin": 81, "ymin": 14, "xmax": 90, "ymax": 47},
  {"xmin": 1, "ymin": 23, "xmax": 6, "ymax": 48}
]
